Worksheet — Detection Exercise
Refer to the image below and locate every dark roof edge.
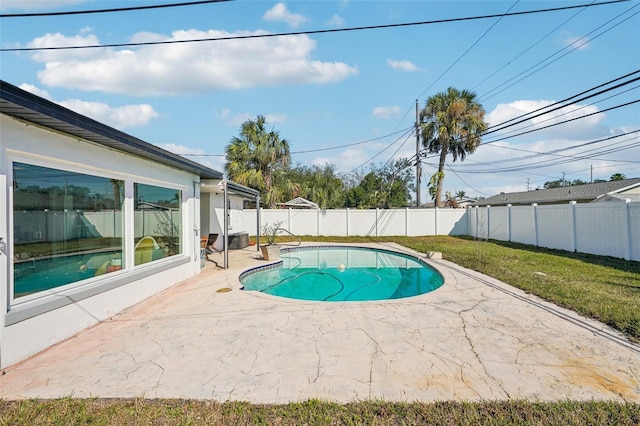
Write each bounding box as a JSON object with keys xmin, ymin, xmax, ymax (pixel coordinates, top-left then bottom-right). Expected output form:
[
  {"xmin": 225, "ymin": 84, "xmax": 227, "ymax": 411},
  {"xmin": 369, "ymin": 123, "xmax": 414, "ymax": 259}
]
[
  {"xmin": 0, "ymin": 80, "xmax": 223, "ymax": 180},
  {"xmin": 227, "ymin": 180, "xmax": 260, "ymax": 198}
]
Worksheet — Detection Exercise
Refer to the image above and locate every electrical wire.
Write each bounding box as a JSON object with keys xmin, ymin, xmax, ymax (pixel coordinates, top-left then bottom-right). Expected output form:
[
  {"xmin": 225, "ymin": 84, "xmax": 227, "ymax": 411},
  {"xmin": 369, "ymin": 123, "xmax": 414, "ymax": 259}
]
[
  {"xmin": 479, "ymin": 4, "xmax": 640, "ymax": 102},
  {"xmin": 482, "ymin": 70, "xmax": 640, "ymax": 136},
  {"xmin": 472, "ymin": 0, "xmax": 596, "ymax": 91},
  {"xmin": 0, "ymin": 0, "xmax": 628, "ymax": 52},
  {"xmin": 480, "ymin": 82, "xmax": 640, "ymax": 145},
  {"xmin": 0, "ymin": 1, "xmax": 233, "ymax": 18},
  {"xmin": 481, "ymin": 99, "xmax": 640, "ymax": 146},
  {"xmin": 416, "ymin": 0, "xmax": 520, "ymax": 101},
  {"xmin": 437, "ymin": 137, "xmax": 639, "ymax": 173},
  {"xmin": 348, "ymin": 128, "xmax": 415, "ymax": 175},
  {"xmin": 472, "ymin": 130, "xmax": 640, "ymax": 166}
]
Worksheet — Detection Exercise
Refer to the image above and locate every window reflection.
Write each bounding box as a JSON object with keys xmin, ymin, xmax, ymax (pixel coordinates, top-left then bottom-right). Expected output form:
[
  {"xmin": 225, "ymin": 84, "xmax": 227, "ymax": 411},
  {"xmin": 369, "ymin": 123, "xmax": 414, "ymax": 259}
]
[
  {"xmin": 134, "ymin": 183, "xmax": 182, "ymax": 265},
  {"xmin": 12, "ymin": 162, "xmax": 124, "ymax": 297}
]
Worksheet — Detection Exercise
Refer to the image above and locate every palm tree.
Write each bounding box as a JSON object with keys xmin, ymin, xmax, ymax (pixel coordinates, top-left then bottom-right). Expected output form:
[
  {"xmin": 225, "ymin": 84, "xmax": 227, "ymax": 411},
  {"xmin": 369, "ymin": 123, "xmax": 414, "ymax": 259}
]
[
  {"xmin": 420, "ymin": 87, "xmax": 487, "ymax": 207},
  {"xmin": 610, "ymin": 173, "xmax": 626, "ymax": 181},
  {"xmin": 225, "ymin": 115, "xmax": 291, "ymax": 208}
]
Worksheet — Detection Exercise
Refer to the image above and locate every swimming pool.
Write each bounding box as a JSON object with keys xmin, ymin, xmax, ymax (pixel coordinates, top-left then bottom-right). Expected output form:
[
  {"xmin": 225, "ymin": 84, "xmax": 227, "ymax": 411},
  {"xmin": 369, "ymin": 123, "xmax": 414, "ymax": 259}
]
[{"xmin": 240, "ymin": 246, "xmax": 444, "ymax": 301}]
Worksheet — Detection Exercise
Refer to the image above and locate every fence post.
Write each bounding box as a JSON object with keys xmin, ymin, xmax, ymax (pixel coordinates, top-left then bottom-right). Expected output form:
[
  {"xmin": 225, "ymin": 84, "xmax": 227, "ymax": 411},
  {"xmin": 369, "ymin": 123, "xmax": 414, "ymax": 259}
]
[
  {"xmin": 375, "ymin": 208, "xmax": 379, "ymax": 237},
  {"xmin": 532, "ymin": 203, "xmax": 538, "ymax": 247},
  {"xmin": 570, "ymin": 201, "xmax": 577, "ymax": 252},
  {"xmin": 434, "ymin": 207, "xmax": 438, "ymax": 236},
  {"xmin": 625, "ymin": 199, "xmax": 632, "ymax": 260},
  {"xmin": 507, "ymin": 204, "xmax": 512, "ymax": 242},
  {"xmin": 405, "ymin": 207, "xmax": 409, "ymax": 236},
  {"xmin": 486, "ymin": 205, "xmax": 491, "ymax": 240},
  {"xmin": 317, "ymin": 208, "xmax": 320, "ymax": 236},
  {"xmin": 475, "ymin": 206, "xmax": 479, "ymax": 239},
  {"xmin": 346, "ymin": 208, "xmax": 350, "ymax": 237}
]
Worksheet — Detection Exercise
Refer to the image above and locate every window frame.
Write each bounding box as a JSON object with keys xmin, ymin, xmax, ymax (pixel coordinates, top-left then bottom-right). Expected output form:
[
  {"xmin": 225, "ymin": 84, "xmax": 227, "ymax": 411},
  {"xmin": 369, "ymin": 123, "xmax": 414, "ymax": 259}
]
[{"xmin": 6, "ymin": 155, "xmax": 191, "ymax": 324}]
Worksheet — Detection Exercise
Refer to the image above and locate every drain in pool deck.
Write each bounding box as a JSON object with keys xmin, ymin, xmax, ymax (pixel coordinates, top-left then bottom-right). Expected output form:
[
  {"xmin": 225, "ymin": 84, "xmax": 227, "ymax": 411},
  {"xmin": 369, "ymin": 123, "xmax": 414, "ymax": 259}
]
[{"xmin": 216, "ymin": 287, "xmax": 232, "ymax": 293}]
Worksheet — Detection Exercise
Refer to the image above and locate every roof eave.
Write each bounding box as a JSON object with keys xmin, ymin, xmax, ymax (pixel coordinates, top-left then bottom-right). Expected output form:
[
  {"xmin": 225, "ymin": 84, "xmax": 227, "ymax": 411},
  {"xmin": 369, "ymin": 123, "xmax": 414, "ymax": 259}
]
[{"xmin": 0, "ymin": 80, "xmax": 223, "ymax": 180}]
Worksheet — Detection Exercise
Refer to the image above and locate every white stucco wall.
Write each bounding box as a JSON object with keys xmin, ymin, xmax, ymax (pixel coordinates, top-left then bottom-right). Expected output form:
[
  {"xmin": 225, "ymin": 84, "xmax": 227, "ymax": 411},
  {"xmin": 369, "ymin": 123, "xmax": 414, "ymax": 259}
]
[{"xmin": 1, "ymin": 114, "xmax": 202, "ymax": 368}]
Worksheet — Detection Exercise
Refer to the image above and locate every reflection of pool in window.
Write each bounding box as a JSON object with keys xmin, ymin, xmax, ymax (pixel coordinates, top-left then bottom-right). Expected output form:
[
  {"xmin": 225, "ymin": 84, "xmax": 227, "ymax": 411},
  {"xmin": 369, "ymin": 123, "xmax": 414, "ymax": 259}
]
[
  {"xmin": 14, "ymin": 249, "xmax": 124, "ymax": 298},
  {"xmin": 12, "ymin": 162, "xmax": 124, "ymax": 299},
  {"xmin": 134, "ymin": 183, "xmax": 182, "ymax": 266}
]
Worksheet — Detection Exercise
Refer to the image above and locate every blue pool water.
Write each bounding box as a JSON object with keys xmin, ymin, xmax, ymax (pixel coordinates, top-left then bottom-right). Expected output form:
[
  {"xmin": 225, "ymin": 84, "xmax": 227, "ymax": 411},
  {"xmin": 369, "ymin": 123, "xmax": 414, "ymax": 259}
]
[{"xmin": 240, "ymin": 246, "xmax": 444, "ymax": 301}]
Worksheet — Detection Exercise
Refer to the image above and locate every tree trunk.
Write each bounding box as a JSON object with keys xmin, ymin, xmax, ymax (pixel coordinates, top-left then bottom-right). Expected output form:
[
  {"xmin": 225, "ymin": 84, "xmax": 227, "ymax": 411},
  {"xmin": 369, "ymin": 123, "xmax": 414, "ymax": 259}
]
[{"xmin": 435, "ymin": 147, "xmax": 447, "ymax": 207}]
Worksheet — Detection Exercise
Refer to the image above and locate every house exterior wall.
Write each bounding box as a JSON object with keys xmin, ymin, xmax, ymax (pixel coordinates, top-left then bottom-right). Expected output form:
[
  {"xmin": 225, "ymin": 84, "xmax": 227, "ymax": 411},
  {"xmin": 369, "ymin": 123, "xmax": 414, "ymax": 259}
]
[
  {"xmin": 1, "ymin": 114, "xmax": 202, "ymax": 368},
  {"xmin": 200, "ymin": 192, "xmax": 249, "ymax": 236}
]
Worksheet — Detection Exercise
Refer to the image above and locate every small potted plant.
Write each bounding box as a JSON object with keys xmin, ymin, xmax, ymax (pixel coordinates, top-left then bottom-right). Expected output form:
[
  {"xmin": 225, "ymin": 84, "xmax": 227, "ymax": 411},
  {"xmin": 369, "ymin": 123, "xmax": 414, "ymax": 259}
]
[{"xmin": 260, "ymin": 221, "xmax": 282, "ymax": 261}]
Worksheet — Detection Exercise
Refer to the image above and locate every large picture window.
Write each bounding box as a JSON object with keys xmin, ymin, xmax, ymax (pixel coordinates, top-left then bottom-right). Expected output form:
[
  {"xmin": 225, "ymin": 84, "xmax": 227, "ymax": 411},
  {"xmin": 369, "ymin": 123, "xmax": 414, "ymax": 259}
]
[
  {"xmin": 134, "ymin": 183, "xmax": 182, "ymax": 266},
  {"xmin": 12, "ymin": 162, "xmax": 124, "ymax": 298}
]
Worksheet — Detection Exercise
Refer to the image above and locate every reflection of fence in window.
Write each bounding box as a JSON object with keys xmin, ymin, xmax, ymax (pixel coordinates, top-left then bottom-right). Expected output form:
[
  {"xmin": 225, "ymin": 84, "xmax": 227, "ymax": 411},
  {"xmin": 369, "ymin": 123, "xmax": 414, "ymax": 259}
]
[{"xmin": 15, "ymin": 210, "xmax": 123, "ymax": 243}]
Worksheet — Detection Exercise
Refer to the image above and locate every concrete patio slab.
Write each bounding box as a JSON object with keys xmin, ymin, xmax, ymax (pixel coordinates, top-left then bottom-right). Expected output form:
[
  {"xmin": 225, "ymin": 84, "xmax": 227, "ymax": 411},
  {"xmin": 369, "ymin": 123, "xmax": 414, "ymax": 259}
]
[{"xmin": 1, "ymin": 242, "xmax": 639, "ymax": 403}]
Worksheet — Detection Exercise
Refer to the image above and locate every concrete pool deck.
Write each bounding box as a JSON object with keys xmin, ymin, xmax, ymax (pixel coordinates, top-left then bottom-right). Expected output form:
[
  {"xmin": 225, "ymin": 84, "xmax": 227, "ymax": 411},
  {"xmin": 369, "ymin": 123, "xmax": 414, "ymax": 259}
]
[{"xmin": 1, "ymin": 242, "xmax": 639, "ymax": 403}]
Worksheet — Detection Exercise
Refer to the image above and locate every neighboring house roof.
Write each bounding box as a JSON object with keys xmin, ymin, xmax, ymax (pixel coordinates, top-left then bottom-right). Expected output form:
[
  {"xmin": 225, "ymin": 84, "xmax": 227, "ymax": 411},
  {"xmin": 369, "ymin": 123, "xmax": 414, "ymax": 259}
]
[
  {"xmin": 0, "ymin": 80, "xmax": 223, "ymax": 180},
  {"xmin": 473, "ymin": 178, "xmax": 640, "ymax": 206},
  {"xmin": 279, "ymin": 197, "xmax": 319, "ymax": 209},
  {"xmin": 595, "ymin": 193, "xmax": 640, "ymax": 203}
]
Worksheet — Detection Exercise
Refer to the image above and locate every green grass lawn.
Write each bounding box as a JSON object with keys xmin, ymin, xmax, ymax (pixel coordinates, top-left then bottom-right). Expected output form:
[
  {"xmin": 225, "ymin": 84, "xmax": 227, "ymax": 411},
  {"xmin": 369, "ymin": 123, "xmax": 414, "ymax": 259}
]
[{"xmin": 2, "ymin": 235, "xmax": 639, "ymax": 424}]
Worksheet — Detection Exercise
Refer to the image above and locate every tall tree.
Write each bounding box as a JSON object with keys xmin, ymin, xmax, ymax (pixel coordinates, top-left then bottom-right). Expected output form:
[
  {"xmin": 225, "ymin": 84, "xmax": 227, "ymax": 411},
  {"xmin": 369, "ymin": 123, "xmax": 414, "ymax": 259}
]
[
  {"xmin": 225, "ymin": 115, "xmax": 291, "ymax": 208},
  {"xmin": 287, "ymin": 164, "xmax": 344, "ymax": 209},
  {"xmin": 420, "ymin": 87, "xmax": 487, "ymax": 207},
  {"xmin": 344, "ymin": 160, "xmax": 414, "ymax": 209}
]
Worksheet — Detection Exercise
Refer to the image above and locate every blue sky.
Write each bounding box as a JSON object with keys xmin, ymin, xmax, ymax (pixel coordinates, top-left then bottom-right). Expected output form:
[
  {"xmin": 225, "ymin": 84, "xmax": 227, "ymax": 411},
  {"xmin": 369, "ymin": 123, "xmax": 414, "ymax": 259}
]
[{"xmin": 1, "ymin": 0, "xmax": 639, "ymax": 202}]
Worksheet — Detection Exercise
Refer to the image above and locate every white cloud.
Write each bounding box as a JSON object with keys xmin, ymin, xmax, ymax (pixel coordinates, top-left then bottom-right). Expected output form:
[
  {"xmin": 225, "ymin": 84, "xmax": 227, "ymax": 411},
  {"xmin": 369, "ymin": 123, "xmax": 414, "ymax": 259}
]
[
  {"xmin": 327, "ymin": 14, "xmax": 345, "ymax": 27},
  {"xmin": 372, "ymin": 106, "xmax": 400, "ymax": 119},
  {"xmin": 560, "ymin": 31, "xmax": 591, "ymax": 50},
  {"xmin": 0, "ymin": 0, "xmax": 87, "ymax": 11},
  {"xmin": 31, "ymin": 29, "xmax": 358, "ymax": 96},
  {"xmin": 59, "ymin": 99, "xmax": 160, "ymax": 129},
  {"xmin": 220, "ymin": 111, "xmax": 287, "ymax": 127},
  {"xmin": 18, "ymin": 83, "xmax": 51, "ymax": 99},
  {"xmin": 265, "ymin": 113, "xmax": 288, "ymax": 123},
  {"xmin": 19, "ymin": 82, "xmax": 160, "ymax": 129},
  {"xmin": 387, "ymin": 59, "xmax": 420, "ymax": 72},
  {"xmin": 27, "ymin": 32, "xmax": 103, "ymax": 62},
  {"xmin": 154, "ymin": 143, "xmax": 204, "ymax": 156},
  {"xmin": 486, "ymin": 100, "xmax": 605, "ymax": 141},
  {"xmin": 154, "ymin": 143, "xmax": 225, "ymax": 173},
  {"xmin": 263, "ymin": 2, "xmax": 308, "ymax": 28}
]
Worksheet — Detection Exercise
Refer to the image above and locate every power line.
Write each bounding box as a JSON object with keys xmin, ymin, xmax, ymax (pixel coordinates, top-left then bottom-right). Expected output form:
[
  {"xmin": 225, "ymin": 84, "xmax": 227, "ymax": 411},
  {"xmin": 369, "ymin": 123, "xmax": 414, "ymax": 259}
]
[
  {"xmin": 481, "ymin": 99, "xmax": 640, "ymax": 146},
  {"xmin": 416, "ymin": 0, "xmax": 520, "ymax": 100},
  {"xmin": 440, "ymin": 136, "xmax": 639, "ymax": 174},
  {"xmin": 0, "ymin": 0, "xmax": 628, "ymax": 52},
  {"xmin": 473, "ymin": 130, "xmax": 640, "ymax": 166},
  {"xmin": 348, "ymin": 128, "xmax": 415, "ymax": 175},
  {"xmin": 482, "ymin": 70, "xmax": 640, "ymax": 137},
  {"xmin": 182, "ymin": 127, "xmax": 413, "ymax": 157},
  {"xmin": 0, "ymin": 0, "xmax": 233, "ymax": 18},
  {"xmin": 472, "ymin": 0, "xmax": 596, "ymax": 91},
  {"xmin": 478, "ymin": 4, "xmax": 640, "ymax": 102}
]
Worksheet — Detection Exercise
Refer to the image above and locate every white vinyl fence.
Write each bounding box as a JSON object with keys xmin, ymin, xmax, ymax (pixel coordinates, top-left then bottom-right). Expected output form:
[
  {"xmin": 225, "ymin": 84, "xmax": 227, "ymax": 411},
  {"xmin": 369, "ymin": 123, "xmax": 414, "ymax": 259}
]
[
  {"xmin": 232, "ymin": 202, "xmax": 639, "ymax": 261},
  {"xmin": 235, "ymin": 208, "xmax": 468, "ymax": 237},
  {"xmin": 468, "ymin": 202, "xmax": 640, "ymax": 261}
]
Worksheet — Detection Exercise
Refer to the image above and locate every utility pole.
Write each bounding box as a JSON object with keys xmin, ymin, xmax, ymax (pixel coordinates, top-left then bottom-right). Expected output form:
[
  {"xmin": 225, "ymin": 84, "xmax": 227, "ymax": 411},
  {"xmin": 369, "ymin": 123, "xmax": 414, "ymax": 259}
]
[
  {"xmin": 562, "ymin": 172, "xmax": 566, "ymax": 187},
  {"xmin": 590, "ymin": 165, "xmax": 593, "ymax": 183},
  {"xmin": 415, "ymin": 100, "xmax": 421, "ymax": 207},
  {"xmin": 526, "ymin": 178, "xmax": 530, "ymax": 191}
]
